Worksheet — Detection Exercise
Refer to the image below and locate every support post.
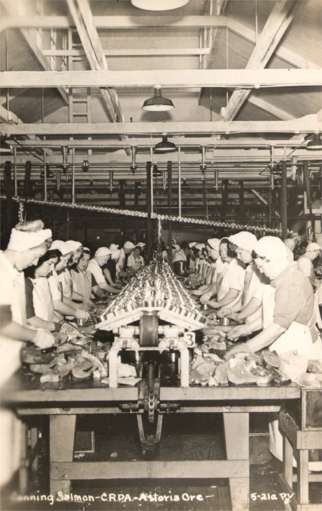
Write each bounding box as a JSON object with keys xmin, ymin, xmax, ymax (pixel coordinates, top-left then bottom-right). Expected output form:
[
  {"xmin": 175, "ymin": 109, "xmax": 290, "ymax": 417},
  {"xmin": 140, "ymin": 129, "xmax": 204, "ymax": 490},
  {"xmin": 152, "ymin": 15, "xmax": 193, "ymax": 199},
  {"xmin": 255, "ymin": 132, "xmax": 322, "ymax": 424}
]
[
  {"xmin": 221, "ymin": 179, "xmax": 228, "ymax": 220},
  {"xmin": 71, "ymin": 148, "xmax": 75, "ymax": 205},
  {"xmin": 178, "ymin": 147, "xmax": 182, "ymax": 217},
  {"xmin": 146, "ymin": 161, "xmax": 153, "ymax": 262},
  {"xmin": 119, "ymin": 180, "xmax": 126, "ymax": 208},
  {"xmin": 239, "ymin": 180, "xmax": 244, "ymax": 223},
  {"xmin": 167, "ymin": 161, "xmax": 173, "ymax": 261},
  {"xmin": 303, "ymin": 161, "xmax": 315, "ymax": 240},
  {"xmin": 280, "ymin": 162, "xmax": 288, "ymax": 239}
]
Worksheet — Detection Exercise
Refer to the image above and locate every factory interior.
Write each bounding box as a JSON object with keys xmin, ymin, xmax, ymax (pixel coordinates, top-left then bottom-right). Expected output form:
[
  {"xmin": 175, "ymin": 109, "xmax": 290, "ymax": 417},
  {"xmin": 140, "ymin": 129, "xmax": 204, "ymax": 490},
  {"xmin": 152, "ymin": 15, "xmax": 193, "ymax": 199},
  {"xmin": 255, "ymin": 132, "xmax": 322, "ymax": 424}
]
[{"xmin": 1, "ymin": 0, "xmax": 322, "ymax": 510}]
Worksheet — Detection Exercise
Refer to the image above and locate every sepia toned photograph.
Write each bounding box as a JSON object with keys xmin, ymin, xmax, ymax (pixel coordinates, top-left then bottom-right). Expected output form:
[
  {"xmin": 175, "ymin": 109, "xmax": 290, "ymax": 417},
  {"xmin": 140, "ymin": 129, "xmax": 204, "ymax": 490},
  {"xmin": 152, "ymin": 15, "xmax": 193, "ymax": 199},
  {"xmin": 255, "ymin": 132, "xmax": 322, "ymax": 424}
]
[{"xmin": 0, "ymin": 0, "xmax": 322, "ymax": 509}]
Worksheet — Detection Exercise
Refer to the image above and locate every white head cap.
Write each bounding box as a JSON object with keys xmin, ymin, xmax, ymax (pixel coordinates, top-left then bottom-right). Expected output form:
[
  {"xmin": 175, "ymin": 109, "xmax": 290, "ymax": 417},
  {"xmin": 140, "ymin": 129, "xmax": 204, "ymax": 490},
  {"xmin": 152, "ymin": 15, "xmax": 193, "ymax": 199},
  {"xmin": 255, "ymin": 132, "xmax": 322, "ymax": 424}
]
[
  {"xmin": 65, "ymin": 240, "xmax": 82, "ymax": 253},
  {"xmin": 8, "ymin": 227, "xmax": 52, "ymax": 252},
  {"xmin": 123, "ymin": 241, "xmax": 135, "ymax": 250},
  {"xmin": 255, "ymin": 236, "xmax": 289, "ymax": 260},
  {"xmin": 228, "ymin": 231, "xmax": 258, "ymax": 252},
  {"xmin": 50, "ymin": 240, "xmax": 71, "ymax": 256},
  {"xmin": 95, "ymin": 246, "xmax": 111, "ymax": 258},
  {"xmin": 207, "ymin": 238, "xmax": 220, "ymax": 250},
  {"xmin": 306, "ymin": 242, "xmax": 322, "ymax": 253}
]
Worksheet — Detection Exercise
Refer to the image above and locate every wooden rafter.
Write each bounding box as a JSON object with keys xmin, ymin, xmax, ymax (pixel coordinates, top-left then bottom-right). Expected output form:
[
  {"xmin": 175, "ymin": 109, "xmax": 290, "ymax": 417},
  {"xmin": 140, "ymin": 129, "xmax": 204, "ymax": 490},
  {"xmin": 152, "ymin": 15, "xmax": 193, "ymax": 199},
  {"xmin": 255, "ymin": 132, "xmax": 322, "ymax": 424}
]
[
  {"xmin": 248, "ymin": 96, "xmax": 294, "ymax": 120},
  {"xmin": 0, "ymin": 14, "xmax": 318, "ymax": 69},
  {"xmin": 67, "ymin": 0, "xmax": 121, "ymax": 122},
  {"xmin": 0, "ymin": 2, "xmax": 68, "ymax": 105},
  {"xmin": 0, "ymin": 69, "xmax": 321, "ymax": 89},
  {"xmin": 222, "ymin": 0, "xmax": 296, "ymax": 121},
  {"xmin": 0, "ymin": 104, "xmax": 22, "ymax": 124},
  {"xmin": 1, "ymin": 117, "xmax": 322, "ymax": 136}
]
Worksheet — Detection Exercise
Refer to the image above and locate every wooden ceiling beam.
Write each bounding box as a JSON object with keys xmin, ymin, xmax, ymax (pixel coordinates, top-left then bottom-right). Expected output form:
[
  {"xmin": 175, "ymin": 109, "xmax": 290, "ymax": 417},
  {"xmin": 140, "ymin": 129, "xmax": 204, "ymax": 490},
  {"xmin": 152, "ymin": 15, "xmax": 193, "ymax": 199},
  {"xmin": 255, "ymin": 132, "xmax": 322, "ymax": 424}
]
[
  {"xmin": 2, "ymin": 118, "xmax": 322, "ymax": 136},
  {"xmin": 228, "ymin": 18, "xmax": 320, "ymax": 70},
  {"xmin": 66, "ymin": 0, "xmax": 120, "ymax": 122},
  {"xmin": 0, "ymin": 68, "xmax": 321, "ymax": 89},
  {"xmin": 248, "ymin": 96, "xmax": 295, "ymax": 120},
  {"xmin": 0, "ymin": 104, "xmax": 23, "ymax": 124},
  {"xmin": 0, "ymin": 15, "xmax": 230, "ymax": 33},
  {"xmin": 7, "ymin": 137, "xmax": 304, "ymax": 148},
  {"xmin": 42, "ymin": 48, "xmax": 211, "ymax": 57},
  {"xmin": 222, "ymin": 0, "xmax": 296, "ymax": 121},
  {"xmin": 1, "ymin": 1, "xmax": 69, "ymax": 105}
]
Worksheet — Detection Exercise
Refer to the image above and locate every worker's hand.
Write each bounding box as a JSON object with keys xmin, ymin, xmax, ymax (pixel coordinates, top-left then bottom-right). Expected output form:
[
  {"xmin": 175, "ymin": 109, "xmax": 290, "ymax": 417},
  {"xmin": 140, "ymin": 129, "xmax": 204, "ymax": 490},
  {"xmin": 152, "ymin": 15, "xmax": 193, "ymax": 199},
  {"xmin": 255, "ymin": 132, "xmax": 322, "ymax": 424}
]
[
  {"xmin": 227, "ymin": 312, "xmax": 241, "ymax": 323},
  {"xmin": 224, "ymin": 342, "xmax": 251, "ymax": 360},
  {"xmin": 200, "ymin": 293, "xmax": 211, "ymax": 305},
  {"xmin": 216, "ymin": 307, "xmax": 232, "ymax": 318},
  {"xmin": 208, "ymin": 300, "xmax": 219, "ymax": 309},
  {"xmin": 227, "ymin": 324, "xmax": 249, "ymax": 341},
  {"xmin": 75, "ymin": 309, "xmax": 90, "ymax": 321},
  {"xmin": 191, "ymin": 289, "xmax": 203, "ymax": 297},
  {"xmin": 33, "ymin": 329, "xmax": 56, "ymax": 350}
]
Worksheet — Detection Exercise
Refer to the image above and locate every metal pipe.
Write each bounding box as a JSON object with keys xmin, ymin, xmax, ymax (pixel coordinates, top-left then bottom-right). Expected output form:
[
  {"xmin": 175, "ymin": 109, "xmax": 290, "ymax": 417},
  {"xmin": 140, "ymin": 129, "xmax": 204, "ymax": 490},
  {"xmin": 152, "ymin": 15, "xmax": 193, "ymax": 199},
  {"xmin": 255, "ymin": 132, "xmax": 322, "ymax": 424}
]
[
  {"xmin": 13, "ymin": 146, "xmax": 17, "ymax": 197},
  {"xmin": 280, "ymin": 161, "xmax": 288, "ymax": 239},
  {"xmin": 43, "ymin": 149, "xmax": 47, "ymax": 201},
  {"xmin": 149, "ymin": 147, "xmax": 154, "ymax": 216},
  {"xmin": 71, "ymin": 148, "xmax": 75, "ymax": 204},
  {"xmin": 178, "ymin": 146, "xmax": 182, "ymax": 217}
]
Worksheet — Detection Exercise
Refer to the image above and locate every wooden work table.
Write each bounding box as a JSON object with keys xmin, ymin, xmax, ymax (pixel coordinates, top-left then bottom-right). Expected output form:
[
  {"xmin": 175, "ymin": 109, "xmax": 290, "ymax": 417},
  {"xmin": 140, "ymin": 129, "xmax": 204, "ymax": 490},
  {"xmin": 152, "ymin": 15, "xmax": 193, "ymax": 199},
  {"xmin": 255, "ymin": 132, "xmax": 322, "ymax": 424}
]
[{"xmin": 2, "ymin": 371, "xmax": 301, "ymax": 511}]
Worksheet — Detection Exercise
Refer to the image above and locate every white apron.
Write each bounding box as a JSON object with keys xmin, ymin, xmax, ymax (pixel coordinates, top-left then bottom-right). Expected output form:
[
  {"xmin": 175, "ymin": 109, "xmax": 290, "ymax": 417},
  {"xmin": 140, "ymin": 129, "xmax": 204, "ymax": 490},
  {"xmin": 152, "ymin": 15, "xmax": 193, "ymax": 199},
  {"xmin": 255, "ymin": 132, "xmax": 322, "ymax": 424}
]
[
  {"xmin": 0, "ymin": 267, "xmax": 26, "ymax": 487},
  {"xmin": 262, "ymin": 285, "xmax": 322, "ymax": 470}
]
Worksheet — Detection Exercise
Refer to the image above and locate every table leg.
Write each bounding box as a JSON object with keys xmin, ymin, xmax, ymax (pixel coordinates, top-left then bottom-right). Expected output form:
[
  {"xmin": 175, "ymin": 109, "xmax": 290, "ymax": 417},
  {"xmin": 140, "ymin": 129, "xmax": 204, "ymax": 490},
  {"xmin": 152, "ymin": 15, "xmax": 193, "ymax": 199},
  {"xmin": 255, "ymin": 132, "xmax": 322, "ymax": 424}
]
[
  {"xmin": 283, "ymin": 435, "xmax": 293, "ymax": 489},
  {"xmin": 18, "ymin": 420, "xmax": 28, "ymax": 493},
  {"xmin": 49, "ymin": 415, "xmax": 76, "ymax": 495},
  {"xmin": 297, "ymin": 450, "xmax": 309, "ymax": 505},
  {"xmin": 223, "ymin": 412, "xmax": 249, "ymax": 511}
]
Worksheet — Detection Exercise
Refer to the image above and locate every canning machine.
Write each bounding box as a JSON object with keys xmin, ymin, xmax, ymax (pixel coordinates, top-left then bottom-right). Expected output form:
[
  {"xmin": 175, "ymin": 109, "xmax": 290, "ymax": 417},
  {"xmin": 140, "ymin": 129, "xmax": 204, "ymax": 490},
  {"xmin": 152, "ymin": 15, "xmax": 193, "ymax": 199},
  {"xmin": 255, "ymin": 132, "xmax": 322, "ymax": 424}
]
[{"xmin": 96, "ymin": 259, "xmax": 206, "ymax": 455}]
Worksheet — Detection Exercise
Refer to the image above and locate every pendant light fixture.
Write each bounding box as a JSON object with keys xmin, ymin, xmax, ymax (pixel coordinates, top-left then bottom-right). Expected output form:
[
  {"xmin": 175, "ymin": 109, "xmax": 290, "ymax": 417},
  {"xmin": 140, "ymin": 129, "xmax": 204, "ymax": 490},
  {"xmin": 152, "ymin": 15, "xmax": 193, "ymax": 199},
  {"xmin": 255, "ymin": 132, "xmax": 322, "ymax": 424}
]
[
  {"xmin": 143, "ymin": 86, "xmax": 174, "ymax": 112},
  {"xmin": 131, "ymin": 0, "xmax": 190, "ymax": 11},
  {"xmin": 305, "ymin": 133, "xmax": 322, "ymax": 150},
  {"xmin": 154, "ymin": 135, "xmax": 177, "ymax": 153}
]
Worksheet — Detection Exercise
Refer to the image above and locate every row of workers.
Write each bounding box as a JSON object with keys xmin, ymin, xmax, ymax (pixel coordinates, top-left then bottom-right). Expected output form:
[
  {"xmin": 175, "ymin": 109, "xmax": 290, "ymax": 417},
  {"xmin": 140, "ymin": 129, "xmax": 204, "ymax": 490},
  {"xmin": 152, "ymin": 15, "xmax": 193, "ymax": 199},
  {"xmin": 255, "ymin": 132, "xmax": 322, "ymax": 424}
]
[
  {"xmin": 190, "ymin": 231, "xmax": 322, "ymax": 467},
  {"xmin": 0, "ymin": 220, "xmax": 145, "ymax": 488}
]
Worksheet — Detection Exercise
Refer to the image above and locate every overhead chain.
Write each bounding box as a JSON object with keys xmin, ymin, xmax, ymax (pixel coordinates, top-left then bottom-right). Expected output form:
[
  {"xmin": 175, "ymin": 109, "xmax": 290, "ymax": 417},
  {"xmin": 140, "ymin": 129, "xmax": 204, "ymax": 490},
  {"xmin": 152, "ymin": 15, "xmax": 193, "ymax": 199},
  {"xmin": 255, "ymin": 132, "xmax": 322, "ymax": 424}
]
[{"xmin": 3, "ymin": 195, "xmax": 290, "ymax": 235}]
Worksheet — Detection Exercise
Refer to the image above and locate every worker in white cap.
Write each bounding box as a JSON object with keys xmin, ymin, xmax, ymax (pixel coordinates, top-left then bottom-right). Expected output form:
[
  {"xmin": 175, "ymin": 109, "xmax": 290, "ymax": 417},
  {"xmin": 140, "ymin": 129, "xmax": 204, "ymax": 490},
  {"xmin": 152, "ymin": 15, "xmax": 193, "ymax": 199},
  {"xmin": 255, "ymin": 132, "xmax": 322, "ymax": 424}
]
[
  {"xmin": 226, "ymin": 235, "xmax": 321, "ymax": 358},
  {"xmin": 206, "ymin": 238, "xmax": 245, "ymax": 311},
  {"xmin": 105, "ymin": 244, "xmax": 122, "ymax": 286},
  {"xmin": 127, "ymin": 245, "xmax": 145, "ymax": 274},
  {"xmin": 0, "ymin": 220, "xmax": 55, "ymax": 489},
  {"xmin": 193, "ymin": 238, "xmax": 221, "ymax": 298},
  {"xmin": 102, "ymin": 245, "xmax": 122, "ymax": 292},
  {"xmin": 116, "ymin": 241, "xmax": 136, "ymax": 276},
  {"xmin": 48, "ymin": 241, "xmax": 90, "ymax": 320},
  {"xmin": 218, "ymin": 232, "xmax": 267, "ymax": 330},
  {"xmin": 297, "ymin": 241, "xmax": 321, "ymax": 284},
  {"xmin": 56, "ymin": 240, "xmax": 83, "ymax": 301},
  {"xmin": 71, "ymin": 248, "xmax": 94, "ymax": 307},
  {"xmin": 88, "ymin": 247, "xmax": 118, "ymax": 297},
  {"xmin": 226, "ymin": 235, "xmax": 322, "ymax": 467}
]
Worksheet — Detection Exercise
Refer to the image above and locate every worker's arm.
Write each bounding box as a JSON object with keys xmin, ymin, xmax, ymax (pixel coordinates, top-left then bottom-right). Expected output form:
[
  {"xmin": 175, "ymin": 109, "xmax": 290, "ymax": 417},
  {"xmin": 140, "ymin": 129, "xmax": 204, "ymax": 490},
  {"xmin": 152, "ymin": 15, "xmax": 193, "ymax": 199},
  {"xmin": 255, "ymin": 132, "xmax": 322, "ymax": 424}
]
[
  {"xmin": 226, "ymin": 323, "xmax": 285, "ymax": 358},
  {"xmin": 103, "ymin": 267, "xmax": 116, "ymax": 287},
  {"xmin": 0, "ymin": 321, "xmax": 37, "ymax": 342},
  {"xmin": 27, "ymin": 316, "xmax": 56, "ymax": 332},
  {"xmin": 208, "ymin": 288, "xmax": 240, "ymax": 309},
  {"xmin": 234, "ymin": 297, "xmax": 261, "ymax": 322}
]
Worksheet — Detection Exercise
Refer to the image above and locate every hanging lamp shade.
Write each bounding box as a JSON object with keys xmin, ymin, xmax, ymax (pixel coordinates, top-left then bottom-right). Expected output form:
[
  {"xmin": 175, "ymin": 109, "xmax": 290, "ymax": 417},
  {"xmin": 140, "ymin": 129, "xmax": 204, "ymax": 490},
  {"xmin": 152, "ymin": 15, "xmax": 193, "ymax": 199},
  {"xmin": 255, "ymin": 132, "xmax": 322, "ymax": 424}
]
[
  {"xmin": 306, "ymin": 133, "xmax": 322, "ymax": 150},
  {"xmin": 131, "ymin": 0, "xmax": 190, "ymax": 11},
  {"xmin": 142, "ymin": 87, "xmax": 174, "ymax": 112},
  {"xmin": 154, "ymin": 135, "xmax": 177, "ymax": 153}
]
